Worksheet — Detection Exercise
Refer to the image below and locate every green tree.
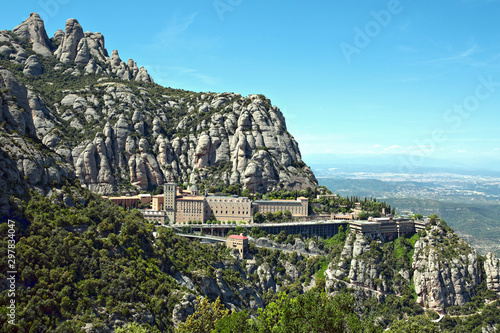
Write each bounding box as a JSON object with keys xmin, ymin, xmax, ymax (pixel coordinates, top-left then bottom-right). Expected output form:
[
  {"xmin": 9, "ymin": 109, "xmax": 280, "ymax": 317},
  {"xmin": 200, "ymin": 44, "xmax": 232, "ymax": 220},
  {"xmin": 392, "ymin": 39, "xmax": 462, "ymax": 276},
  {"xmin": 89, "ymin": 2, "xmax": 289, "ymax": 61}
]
[
  {"xmin": 357, "ymin": 211, "xmax": 369, "ymax": 220},
  {"xmin": 176, "ymin": 297, "xmax": 230, "ymax": 333},
  {"xmin": 265, "ymin": 211, "xmax": 274, "ymax": 222},
  {"xmin": 386, "ymin": 316, "xmax": 439, "ymax": 333},
  {"xmin": 254, "ymin": 212, "xmax": 264, "ymax": 223},
  {"xmin": 274, "ymin": 210, "xmax": 283, "ymax": 222},
  {"xmin": 428, "ymin": 214, "xmax": 439, "ymax": 225},
  {"xmin": 212, "ymin": 310, "xmax": 253, "ymax": 332},
  {"xmin": 115, "ymin": 322, "xmax": 150, "ymax": 333},
  {"xmin": 253, "ymin": 291, "xmax": 366, "ymax": 333},
  {"xmin": 241, "ymin": 189, "xmax": 251, "ymax": 198}
]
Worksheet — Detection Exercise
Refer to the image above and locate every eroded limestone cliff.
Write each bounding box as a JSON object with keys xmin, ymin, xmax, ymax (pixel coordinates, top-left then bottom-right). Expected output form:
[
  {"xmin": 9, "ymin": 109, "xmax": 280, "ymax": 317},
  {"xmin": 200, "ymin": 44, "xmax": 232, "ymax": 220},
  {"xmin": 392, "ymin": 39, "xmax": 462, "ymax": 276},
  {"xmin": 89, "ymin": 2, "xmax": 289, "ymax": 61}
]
[
  {"xmin": 0, "ymin": 13, "xmax": 317, "ymax": 212},
  {"xmin": 324, "ymin": 221, "xmax": 500, "ymax": 311}
]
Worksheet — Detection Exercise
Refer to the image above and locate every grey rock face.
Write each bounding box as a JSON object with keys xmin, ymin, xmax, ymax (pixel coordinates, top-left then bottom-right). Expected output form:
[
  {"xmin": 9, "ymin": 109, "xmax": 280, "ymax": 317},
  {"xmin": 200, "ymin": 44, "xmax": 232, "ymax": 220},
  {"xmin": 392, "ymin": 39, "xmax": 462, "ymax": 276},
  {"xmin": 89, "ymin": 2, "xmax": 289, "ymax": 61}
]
[
  {"xmin": 75, "ymin": 37, "xmax": 90, "ymax": 64},
  {"xmin": 53, "ymin": 29, "xmax": 65, "ymax": 43},
  {"xmin": 0, "ymin": 69, "xmax": 36, "ymax": 137},
  {"xmin": 324, "ymin": 227, "xmax": 485, "ymax": 311},
  {"xmin": 2, "ymin": 14, "xmax": 317, "ymax": 195},
  {"xmin": 0, "ymin": 45, "xmax": 12, "ymax": 56},
  {"xmin": 12, "ymin": 13, "xmax": 52, "ymax": 57},
  {"xmin": 412, "ymin": 225, "xmax": 481, "ymax": 311},
  {"xmin": 135, "ymin": 66, "xmax": 153, "ymax": 83},
  {"xmin": 57, "ymin": 90, "xmax": 316, "ymax": 193},
  {"xmin": 23, "ymin": 55, "xmax": 43, "ymax": 76},
  {"xmin": 54, "ymin": 18, "xmax": 85, "ymax": 63},
  {"xmin": 172, "ymin": 293, "xmax": 197, "ymax": 327},
  {"xmin": 27, "ymin": 89, "xmax": 57, "ymax": 139},
  {"xmin": 325, "ymin": 232, "xmax": 381, "ymax": 291},
  {"xmin": 484, "ymin": 252, "xmax": 500, "ymax": 295},
  {"xmin": 0, "ymin": 70, "xmax": 73, "ymax": 213},
  {"xmin": 85, "ymin": 31, "xmax": 108, "ymax": 61},
  {"xmin": 308, "ymin": 240, "xmax": 320, "ymax": 253}
]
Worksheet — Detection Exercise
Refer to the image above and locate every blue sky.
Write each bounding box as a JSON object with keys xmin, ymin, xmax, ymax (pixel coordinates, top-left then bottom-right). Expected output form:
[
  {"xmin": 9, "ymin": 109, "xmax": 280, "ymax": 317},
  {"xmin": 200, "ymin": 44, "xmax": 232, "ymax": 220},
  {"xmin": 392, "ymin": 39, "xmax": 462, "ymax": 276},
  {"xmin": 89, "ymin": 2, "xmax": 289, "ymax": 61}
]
[{"xmin": 3, "ymin": 0, "xmax": 500, "ymax": 170}]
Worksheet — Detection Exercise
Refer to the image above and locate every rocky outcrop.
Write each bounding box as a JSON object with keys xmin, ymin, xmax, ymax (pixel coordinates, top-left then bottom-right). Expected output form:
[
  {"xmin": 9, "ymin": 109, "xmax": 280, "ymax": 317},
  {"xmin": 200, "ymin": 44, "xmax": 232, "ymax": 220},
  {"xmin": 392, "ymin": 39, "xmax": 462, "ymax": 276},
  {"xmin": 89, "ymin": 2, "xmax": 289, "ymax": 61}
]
[
  {"xmin": 325, "ymin": 233, "xmax": 360, "ymax": 283},
  {"xmin": 172, "ymin": 293, "xmax": 197, "ymax": 327},
  {"xmin": 324, "ymin": 224, "xmax": 486, "ymax": 311},
  {"xmin": 57, "ymin": 88, "xmax": 316, "ymax": 193},
  {"xmin": 484, "ymin": 252, "xmax": 500, "ymax": 295},
  {"xmin": 0, "ymin": 68, "xmax": 36, "ymax": 137},
  {"xmin": 23, "ymin": 55, "xmax": 43, "ymax": 76},
  {"xmin": 54, "ymin": 18, "xmax": 85, "ymax": 63},
  {"xmin": 325, "ymin": 232, "xmax": 390, "ymax": 293},
  {"xmin": 1, "ymin": 14, "xmax": 317, "ymax": 196},
  {"xmin": 251, "ymin": 237, "xmax": 319, "ymax": 254},
  {"xmin": 412, "ymin": 223, "xmax": 481, "ymax": 311},
  {"xmin": 0, "ymin": 68, "xmax": 73, "ymax": 213},
  {"xmin": 12, "ymin": 13, "xmax": 52, "ymax": 57},
  {"xmin": 135, "ymin": 66, "xmax": 153, "ymax": 83}
]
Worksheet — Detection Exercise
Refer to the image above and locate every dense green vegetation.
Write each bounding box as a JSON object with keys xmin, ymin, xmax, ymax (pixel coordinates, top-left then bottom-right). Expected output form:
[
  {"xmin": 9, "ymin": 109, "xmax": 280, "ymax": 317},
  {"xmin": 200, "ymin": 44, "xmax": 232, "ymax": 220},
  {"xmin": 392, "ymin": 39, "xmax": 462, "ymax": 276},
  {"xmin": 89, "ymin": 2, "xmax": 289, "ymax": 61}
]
[
  {"xmin": 1, "ymin": 184, "xmax": 498, "ymax": 331},
  {"xmin": 385, "ymin": 300, "xmax": 500, "ymax": 333},
  {"xmin": 0, "ymin": 181, "xmax": 242, "ymax": 332},
  {"xmin": 179, "ymin": 291, "xmax": 500, "ymax": 333},
  {"xmin": 0, "ymin": 181, "xmax": 347, "ymax": 331},
  {"xmin": 185, "ymin": 291, "xmax": 377, "ymax": 333},
  {"xmin": 1, "ymin": 184, "xmax": 172, "ymax": 331}
]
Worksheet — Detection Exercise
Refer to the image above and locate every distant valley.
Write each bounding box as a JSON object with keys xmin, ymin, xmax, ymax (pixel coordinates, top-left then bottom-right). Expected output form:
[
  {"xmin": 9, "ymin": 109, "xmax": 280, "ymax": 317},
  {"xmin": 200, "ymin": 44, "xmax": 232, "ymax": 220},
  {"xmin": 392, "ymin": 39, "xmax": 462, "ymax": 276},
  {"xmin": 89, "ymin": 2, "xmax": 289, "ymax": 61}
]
[{"xmin": 313, "ymin": 164, "xmax": 500, "ymax": 257}]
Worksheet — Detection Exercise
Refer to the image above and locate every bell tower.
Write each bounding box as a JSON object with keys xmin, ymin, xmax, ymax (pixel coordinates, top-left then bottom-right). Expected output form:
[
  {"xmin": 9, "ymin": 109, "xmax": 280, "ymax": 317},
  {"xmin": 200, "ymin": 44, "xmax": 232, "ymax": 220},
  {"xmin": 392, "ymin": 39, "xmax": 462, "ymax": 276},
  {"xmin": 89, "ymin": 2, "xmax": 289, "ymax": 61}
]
[{"xmin": 164, "ymin": 183, "xmax": 177, "ymax": 223}]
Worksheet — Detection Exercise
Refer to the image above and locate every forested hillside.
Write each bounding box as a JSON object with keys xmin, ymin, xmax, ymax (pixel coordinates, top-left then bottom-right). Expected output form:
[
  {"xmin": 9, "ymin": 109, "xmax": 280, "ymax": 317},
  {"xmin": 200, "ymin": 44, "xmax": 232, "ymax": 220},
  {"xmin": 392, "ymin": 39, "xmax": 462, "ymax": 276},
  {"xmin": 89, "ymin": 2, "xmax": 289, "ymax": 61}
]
[{"xmin": 1, "ymin": 183, "xmax": 499, "ymax": 331}]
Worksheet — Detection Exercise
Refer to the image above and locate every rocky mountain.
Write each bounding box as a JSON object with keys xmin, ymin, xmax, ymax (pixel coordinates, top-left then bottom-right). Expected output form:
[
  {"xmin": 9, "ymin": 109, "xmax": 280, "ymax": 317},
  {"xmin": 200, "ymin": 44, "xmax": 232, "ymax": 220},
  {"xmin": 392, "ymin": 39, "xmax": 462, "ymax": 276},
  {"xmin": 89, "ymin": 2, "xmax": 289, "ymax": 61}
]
[
  {"xmin": 0, "ymin": 13, "xmax": 316, "ymax": 211},
  {"xmin": 3, "ymin": 13, "xmax": 500, "ymax": 333},
  {"xmin": 324, "ymin": 220, "xmax": 500, "ymax": 312}
]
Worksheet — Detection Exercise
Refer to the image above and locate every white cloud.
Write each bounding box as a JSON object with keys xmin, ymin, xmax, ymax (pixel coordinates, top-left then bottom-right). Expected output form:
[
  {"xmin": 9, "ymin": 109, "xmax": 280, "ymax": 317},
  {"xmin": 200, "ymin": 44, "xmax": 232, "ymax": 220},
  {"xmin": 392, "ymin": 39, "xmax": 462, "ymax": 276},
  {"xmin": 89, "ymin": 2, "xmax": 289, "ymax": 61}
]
[{"xmin": 160, "ymin": 12, "xmax": 198, "ymax": 40}]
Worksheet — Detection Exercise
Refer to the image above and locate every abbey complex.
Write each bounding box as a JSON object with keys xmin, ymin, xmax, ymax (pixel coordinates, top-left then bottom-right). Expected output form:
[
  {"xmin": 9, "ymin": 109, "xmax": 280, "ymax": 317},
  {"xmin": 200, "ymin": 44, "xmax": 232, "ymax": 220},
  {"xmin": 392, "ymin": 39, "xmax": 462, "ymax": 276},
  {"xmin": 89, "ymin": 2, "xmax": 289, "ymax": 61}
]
[{"xmin": 103, "ymin": 183, "xmax": 309, "ymax": 224}]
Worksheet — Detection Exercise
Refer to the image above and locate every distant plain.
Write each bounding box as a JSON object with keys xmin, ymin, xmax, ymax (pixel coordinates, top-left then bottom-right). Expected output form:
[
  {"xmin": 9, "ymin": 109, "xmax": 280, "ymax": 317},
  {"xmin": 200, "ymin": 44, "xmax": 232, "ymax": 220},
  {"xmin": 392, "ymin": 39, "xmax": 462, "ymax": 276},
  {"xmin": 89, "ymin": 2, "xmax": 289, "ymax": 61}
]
[{"xmin": 313, "ymin": 163, "xmax": 500, "ymax": 257}]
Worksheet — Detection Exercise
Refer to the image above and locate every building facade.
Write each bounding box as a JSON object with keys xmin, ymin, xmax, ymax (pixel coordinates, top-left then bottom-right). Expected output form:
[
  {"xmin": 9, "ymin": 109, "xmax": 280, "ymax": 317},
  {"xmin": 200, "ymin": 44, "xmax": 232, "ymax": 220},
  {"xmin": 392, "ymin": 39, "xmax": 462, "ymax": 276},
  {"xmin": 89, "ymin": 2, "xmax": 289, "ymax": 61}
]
[
  {"xmin": 227, "ymin": 234, "xmax": 249, "ymax": 257},
  {"xmin": 205, "ymin": 196, "xmax": 253, "ymax": 222},
  {"xmin": 141, "ymin": 210, "xmax": 167, "ymax": 224},
  {"xmin": 138, "ymin": 194, "xmax": 151, "ymax": 206},
  {"xmin": 175, "ymin": 196, "xmax": 206, "ymax": 224},
  {"xmin": 109, "ymin": 184, "xmax": 310, "ymax": 224},
  {"xmin": 164, "ymin": 183, "xmax": 177, "ymax": 222},
  {"xmin": 104, "ymin": 196, "xmax": 140, "ymax": 209},
  {"xmin": 253, "ymin": 197, "xmax": 309, "ymax": 217},
  {"xmin": 331, "ymin": 213, "xmax": 356, "ymax": 220},
  {"xmin": 349, "ymin": 217, "xmax": 426, "ymax": 239}
]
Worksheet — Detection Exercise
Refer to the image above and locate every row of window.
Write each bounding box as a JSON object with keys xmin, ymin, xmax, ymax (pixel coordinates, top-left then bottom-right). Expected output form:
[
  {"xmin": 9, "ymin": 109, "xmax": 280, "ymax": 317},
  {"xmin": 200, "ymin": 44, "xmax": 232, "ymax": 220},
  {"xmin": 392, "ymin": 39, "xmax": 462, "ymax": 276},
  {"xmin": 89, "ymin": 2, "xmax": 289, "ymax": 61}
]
[{"xmin": 214, "ymin": 211, "xmax": 249, "ymax": 215}]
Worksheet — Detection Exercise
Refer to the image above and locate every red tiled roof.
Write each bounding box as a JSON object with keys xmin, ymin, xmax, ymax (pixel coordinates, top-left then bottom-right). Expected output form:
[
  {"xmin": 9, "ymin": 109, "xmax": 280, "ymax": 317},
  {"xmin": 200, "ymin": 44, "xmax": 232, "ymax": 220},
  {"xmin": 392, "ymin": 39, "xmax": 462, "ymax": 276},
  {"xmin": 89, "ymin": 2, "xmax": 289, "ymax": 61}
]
[{"xmin": 228, "ymin": 235, "xmax": 248, "ymax": 240}]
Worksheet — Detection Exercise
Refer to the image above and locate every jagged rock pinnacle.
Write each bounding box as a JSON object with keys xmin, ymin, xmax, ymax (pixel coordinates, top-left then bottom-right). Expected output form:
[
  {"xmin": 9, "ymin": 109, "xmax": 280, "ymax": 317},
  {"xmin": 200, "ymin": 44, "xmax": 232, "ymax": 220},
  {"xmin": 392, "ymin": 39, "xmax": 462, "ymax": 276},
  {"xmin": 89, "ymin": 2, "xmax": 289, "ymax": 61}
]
[{"xmin": 12, "ymin": 12, "xmax": 52, "ymax": 57}]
